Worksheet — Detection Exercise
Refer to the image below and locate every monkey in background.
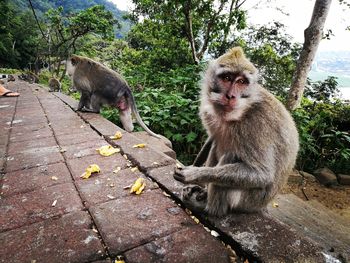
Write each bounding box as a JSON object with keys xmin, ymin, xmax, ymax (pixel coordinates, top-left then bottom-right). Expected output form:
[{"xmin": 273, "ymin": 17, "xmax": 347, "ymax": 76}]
[
  {"xmin": 66, "ymin": 55, "xmax": 163, "ymax": 139},
  {"xmin": 7, "ymin": 75, "xmax": 15, "ymax": 82},
  {"xmin": 174, "ymin": 47, "xmax": 299, "ymax": 217},
  {"xmin": 48, "ymin": 77, "xmax": 61, "ymax": 92}
]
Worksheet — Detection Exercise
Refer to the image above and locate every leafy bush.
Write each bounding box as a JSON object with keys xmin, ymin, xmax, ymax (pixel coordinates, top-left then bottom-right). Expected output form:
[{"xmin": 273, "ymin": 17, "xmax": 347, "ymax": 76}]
[
  {"xmin": 0, "ymin": 68, "xmax": 21, "ymax": 74},
  {"xmin": 293, "ymin": 99, "xmax": 350, "ymax": 174}
]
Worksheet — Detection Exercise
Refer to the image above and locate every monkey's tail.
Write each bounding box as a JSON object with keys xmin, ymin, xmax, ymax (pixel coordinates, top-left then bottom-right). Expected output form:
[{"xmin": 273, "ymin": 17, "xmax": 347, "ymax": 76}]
[{"xmin": 127, "ymin": 91, "xmax": 162, "ymax": 139}]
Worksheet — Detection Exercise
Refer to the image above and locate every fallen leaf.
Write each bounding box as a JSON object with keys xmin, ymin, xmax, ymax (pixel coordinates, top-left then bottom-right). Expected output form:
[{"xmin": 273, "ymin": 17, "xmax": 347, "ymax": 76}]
[
  {"xmin": 52, "ymin": 200, "xmax": 57, "ymax": 207},
  {"xmin": 130, "ymin": 167, "xmax": 139, "ymax": 172},
  {"xmin": 51, "ymin": 176, "xmax": 58, "ymax": 181},
  {"xmin": 133, "ymin": 143, "xmax": 146, "ymax": 148},
  {"xmin": 110, "ymin": 131, "xmax": 123, "ymax": 140},
  {"xmin": 113, "ymin": 167, "xmax": 121, "ymax": 174},
  {"xmin": 96, "ymin": 145, "xmax": 120, "ymax": 156},
  {"xmin": 130, "ymin": 178, "xmax": 146, "ymax": 195},
  {"xmin": 81, "ymin": 164, "xmax": 101, "ymax": 179},
  {"xmin": 272, "ymin": 202, "xmax": 279, "ymax": 208}
]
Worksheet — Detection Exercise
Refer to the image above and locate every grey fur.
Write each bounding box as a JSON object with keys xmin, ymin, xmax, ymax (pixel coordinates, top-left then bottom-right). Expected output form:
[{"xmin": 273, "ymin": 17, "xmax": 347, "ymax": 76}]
[
  {"xmin": 174, "ymin": 47, "xmax": 299, "ymax": 217},
  {"xmin": 66, "ymin": 55, "xmax": 162, "ymax": 139},
  {"xmin": 48, "ymin": 78, "xmax": 61, "ymax": 92}
]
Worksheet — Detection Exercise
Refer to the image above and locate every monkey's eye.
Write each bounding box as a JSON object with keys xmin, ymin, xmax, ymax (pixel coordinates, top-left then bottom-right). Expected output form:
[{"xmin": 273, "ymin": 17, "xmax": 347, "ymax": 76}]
[
  {"xmin": 220, "ymin": 75, "xmax": 233, "ymax": 82},
  {"xmin": 236, "ymin": 78, "xmax": 248, "ymax": 85}
]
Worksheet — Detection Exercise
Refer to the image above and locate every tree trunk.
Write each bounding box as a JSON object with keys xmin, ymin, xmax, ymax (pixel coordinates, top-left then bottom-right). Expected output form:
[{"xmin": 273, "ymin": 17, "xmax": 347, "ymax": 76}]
[
  {"xmin": 286, "ymin": 0, "xmax": 332, "ymax": 110},
  {"xmin": 183, "ymin": 1, "xmax": 200, "ymax": 64}
]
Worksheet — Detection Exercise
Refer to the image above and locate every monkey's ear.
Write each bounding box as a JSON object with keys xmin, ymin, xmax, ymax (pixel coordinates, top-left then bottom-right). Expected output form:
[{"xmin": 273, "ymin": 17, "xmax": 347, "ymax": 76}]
[{"xmin": 70, "ymin": 56, "xmax": 79, "ymax": 66}]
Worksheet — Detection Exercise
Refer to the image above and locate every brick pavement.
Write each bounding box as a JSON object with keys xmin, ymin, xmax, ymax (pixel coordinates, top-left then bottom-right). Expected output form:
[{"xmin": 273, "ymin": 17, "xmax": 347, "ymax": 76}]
[{"xmin": 0, "ymin": 80, "xmax": 233, "ymax": 263}]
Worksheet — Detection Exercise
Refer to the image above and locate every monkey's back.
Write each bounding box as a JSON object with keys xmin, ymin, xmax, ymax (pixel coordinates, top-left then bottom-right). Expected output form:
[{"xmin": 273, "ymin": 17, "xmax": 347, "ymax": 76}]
[{"xmin": 74, "ymin": 56, "xmax": 130, "ymax": 103}]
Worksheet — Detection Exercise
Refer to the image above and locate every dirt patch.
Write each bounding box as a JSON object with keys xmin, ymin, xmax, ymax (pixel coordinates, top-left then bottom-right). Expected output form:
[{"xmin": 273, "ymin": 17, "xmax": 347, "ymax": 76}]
[{"xmin": 283, "ymin": 174, "xmax": 350, "ymax": 220}]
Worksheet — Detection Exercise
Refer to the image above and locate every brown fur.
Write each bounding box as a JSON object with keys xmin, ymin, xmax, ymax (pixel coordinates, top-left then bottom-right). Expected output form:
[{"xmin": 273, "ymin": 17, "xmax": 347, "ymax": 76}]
[
  {"xmin": 174, "ymin": 47, "xmax": 299, "ymax": 217},
  {"xmin": 48, "ymin": 77, "xmax": 61, "ymax": 92}
]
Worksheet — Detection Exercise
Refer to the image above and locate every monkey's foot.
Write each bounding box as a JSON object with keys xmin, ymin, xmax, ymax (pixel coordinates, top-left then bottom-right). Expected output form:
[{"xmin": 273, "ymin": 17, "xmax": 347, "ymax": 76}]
[{"xmin": 182, "ymin": 185, "xmax": 207, "ymax": 214}]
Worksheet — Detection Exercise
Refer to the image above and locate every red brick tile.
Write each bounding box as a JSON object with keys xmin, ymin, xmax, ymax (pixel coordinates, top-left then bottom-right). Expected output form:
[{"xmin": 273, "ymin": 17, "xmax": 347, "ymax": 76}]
[
  {"xmin": 0, "ymin": 211, "xmax": 106, "ymax": 263},
  {"xmin": 90, "ymin": 189, "xmax": 195, "ymax": 255},
  {"xmin": 0, "ymin": 182, "xmax": 83, "ymax": 232},
  {"xmin": 1, "ymin": 162, "xmax": 72, "ymax": 197}
]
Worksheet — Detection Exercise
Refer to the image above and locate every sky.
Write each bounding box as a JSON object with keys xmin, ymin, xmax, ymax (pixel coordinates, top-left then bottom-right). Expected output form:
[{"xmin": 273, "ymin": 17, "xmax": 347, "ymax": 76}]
[{"xmin": 111, "ymin": 0, "xmax": 350, "ymax": 52}]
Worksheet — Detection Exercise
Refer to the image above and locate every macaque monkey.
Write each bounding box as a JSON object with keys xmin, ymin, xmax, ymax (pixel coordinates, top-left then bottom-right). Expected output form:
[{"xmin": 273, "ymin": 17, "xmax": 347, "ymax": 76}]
[
  {"xmin": 174, "ymin": 47, "xmax": 299, "ymax": 217},
  {"xmin": 66, "ymin": 55, "xmax": 162, "ymax": 139},
  {"xmin": 48, "ymin": 77, "xmax": 61, "ymax": 92},
  {"xmin": 7, "ymin": 75, "xmax": 15, "ymax": 82}
]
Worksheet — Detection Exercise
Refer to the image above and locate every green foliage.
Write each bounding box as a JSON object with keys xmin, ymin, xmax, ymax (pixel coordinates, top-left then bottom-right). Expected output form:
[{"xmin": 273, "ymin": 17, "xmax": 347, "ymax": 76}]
[
  {"xmin": 0, "ymin": 1, "xmax": 39, "ymax": 68},
  {"xmin": 304, "ymin": 76, "xmax": 340, "ymax": 102},
  {"xmin": 128, "ymin": 0, "xmax": 248, "ymax": 63},
  {"xmin": 293, "ymin": 97, "xmax": 350, "ymax": 174},
  {"xmin": 0, "ymin": 68, "xmax": 21, "ymax": 74}
]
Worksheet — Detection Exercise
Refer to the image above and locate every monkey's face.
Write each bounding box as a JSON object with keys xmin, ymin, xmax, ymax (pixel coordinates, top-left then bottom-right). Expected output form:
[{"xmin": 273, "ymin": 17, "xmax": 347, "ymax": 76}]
[
  {"xmin": 207, "ymin": 66, "xmax": 258, "ymax": 121},
  {"xmin": 66, "ymin": 56, "xmax": 80, "ymax": 78}
]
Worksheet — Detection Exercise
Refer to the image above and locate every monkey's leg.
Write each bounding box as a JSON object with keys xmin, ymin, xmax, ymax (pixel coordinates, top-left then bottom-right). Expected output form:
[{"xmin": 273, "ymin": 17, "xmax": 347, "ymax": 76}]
[
  {"xmin": 119, "ymin": 107, "xmax": 134, "ymax": 132},
  {"xmin": 89, "ymin": 93, "xmax": 102, "ymax": 113},
  {"xmin": 77, "ymin": 91, "xmax": 91, "ymax": 111},
  {"xmin": 181, "ymin": 185, "xmax": 208, "ymax": 214}
]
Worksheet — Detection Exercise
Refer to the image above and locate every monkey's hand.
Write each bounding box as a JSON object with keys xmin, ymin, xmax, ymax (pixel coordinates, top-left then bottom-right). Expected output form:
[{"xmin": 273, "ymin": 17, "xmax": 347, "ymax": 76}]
[{"xmin": 174, "ymin": 166, "xmax": 207, "ymax": 184}]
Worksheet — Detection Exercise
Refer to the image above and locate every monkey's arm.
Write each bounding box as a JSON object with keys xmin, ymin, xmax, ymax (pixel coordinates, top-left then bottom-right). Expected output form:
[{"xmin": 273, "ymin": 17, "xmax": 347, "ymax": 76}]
[
  {"xmin": 192, "ymin": 137, "xmax": 213, "ymax": 167},
  {"xmin": 174, "ymin": 162, "xmax": 274, "ymax": 189}
]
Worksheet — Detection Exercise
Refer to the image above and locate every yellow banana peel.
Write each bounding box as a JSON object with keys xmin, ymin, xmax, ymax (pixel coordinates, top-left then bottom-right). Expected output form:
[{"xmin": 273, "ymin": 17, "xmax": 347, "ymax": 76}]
[
  {"xmin": 96, "ymin": 145, "xmax": 120, "ymax": 156},
  {"xmin": 130, "ymin": 178, "xmax": 146, "ymax": 195},
  {"xmin": 81, "ymin": 164, "xmax": 101, "ymax": 179}
]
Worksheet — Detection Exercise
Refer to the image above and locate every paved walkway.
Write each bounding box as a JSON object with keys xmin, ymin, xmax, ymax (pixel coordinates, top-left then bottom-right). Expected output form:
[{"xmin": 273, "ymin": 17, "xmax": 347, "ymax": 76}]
[{"xmin": 0, "ymin": 80, "xmax": 233, "ymax": 263}]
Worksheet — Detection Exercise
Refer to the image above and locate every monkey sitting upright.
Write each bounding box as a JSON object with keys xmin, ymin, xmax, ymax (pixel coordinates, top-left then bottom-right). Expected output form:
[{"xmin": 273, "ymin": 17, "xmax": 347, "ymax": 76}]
[
  {"xmin": 48, "ymin": 77, "xmax": 61, "ymax": 92},
  {"xmin": 174, "ymin": 47, "xmax": 299, "ymax": 217},
  {"xmin": 66, "ymin": 55, "xmax": 162, "ymax": 139}
]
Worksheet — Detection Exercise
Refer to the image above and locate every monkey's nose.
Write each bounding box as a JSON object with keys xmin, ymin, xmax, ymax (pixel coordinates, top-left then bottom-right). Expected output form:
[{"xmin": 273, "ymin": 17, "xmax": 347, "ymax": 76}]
[{"xmin": 226, "ymin": 94, "xmax": 236, "ymax": 100}]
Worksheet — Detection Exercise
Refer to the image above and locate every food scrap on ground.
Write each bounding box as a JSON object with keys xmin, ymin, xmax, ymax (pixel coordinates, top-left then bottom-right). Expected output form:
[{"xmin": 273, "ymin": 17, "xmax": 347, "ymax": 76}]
[
  {"xmin": 133, "ymin": 143, "xmax": 146, "ymax": 148},
  {"xmin": 51, "ymin": 176, "xmax": 58, "ymax": 181},
  {"xmin": 110, "ymin": 131, "xmax": 123, "ymax": 140},
  {"xmin": 130, "ymin": 167, "xmax": 139, "ymax": 172},
  {"xmin": 81, "ymin": 164, "xmax": 101, "ymax": 179},
  {"xmin": 113, "ymin": 167, "xmax": 122, "ymax": 174},
  {"xmin": 96, "ymin": 145, "xmax": 120, "ymax": 156},
  {"xmin": 130, "ymin": 178, "xmax": 146, "ymax": 195}
]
